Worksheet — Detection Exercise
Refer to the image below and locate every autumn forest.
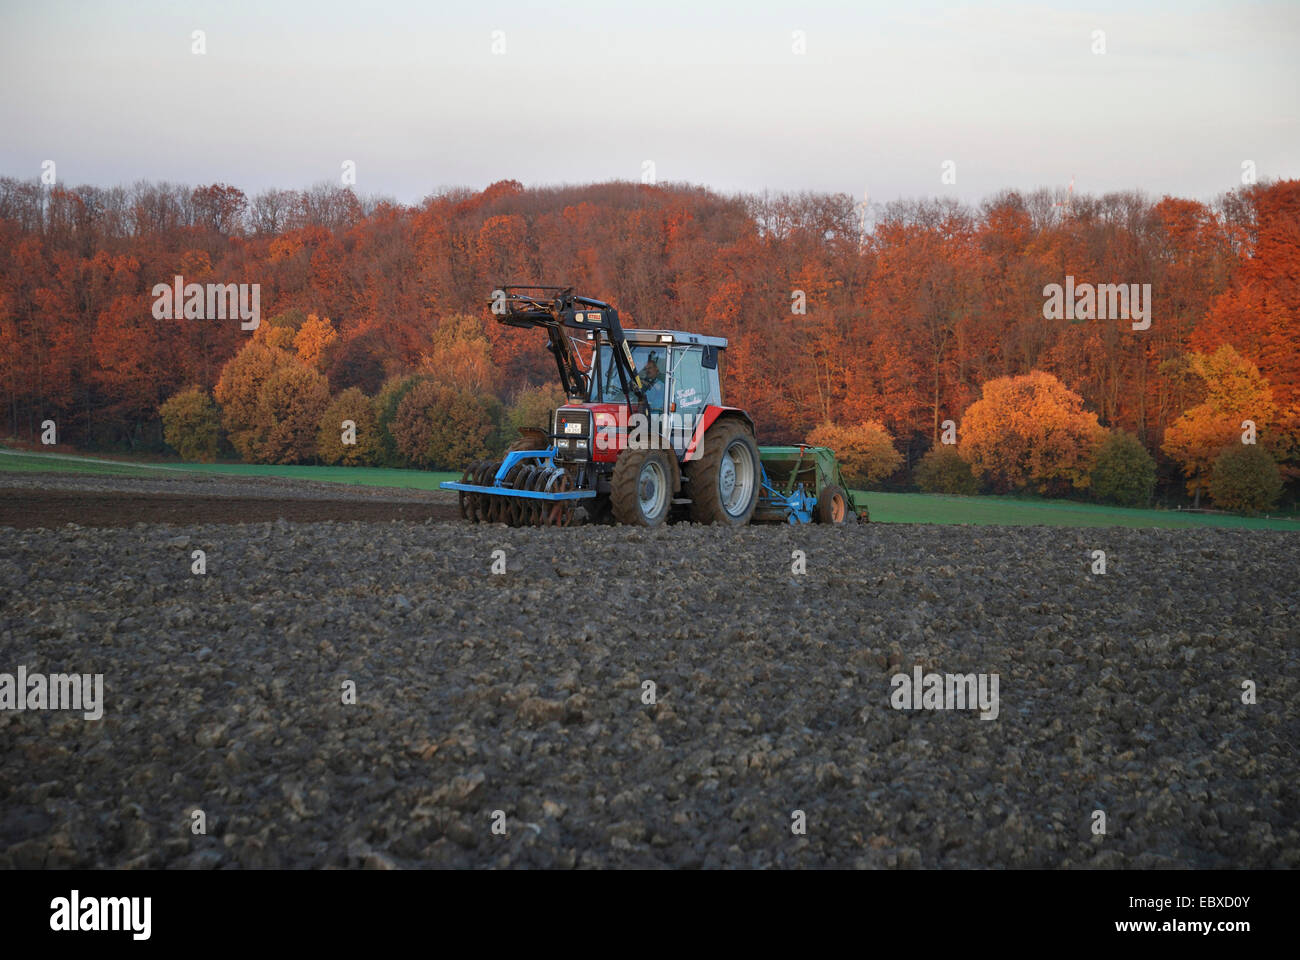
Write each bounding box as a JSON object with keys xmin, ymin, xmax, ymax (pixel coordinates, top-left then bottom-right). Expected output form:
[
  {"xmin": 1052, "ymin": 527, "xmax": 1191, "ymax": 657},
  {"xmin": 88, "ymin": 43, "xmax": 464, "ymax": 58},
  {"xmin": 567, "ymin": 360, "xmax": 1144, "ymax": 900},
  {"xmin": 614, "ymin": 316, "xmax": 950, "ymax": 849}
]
[{"xmin": 1, "ymin": 175, "xmax": 1297, "ymax": 509}]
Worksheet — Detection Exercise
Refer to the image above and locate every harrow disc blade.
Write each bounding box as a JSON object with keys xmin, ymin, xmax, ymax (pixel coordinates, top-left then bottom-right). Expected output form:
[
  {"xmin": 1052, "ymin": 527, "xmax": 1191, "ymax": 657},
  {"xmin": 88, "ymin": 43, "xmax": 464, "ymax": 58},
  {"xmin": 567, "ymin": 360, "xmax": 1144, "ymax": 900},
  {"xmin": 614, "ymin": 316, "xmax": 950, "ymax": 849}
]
[
  {"xmin": 526, "ymin": 468, "xmax": 548, "ymax": 525},
  {"xmin": 510, "ymin": 464, "xmax": 537, "ymax": 527},
  {"xmin": 483, "ymin": 460, "xmax": 505, "ymax": 523},
  {"xmin": 458, "ymin": 463, "xmax": 475, "ymax": 521},
  {"xmin": 465, "ymin": 461, "xmax": 486, "ymax": 522},
  {"xmin": 502, "ymin": 462, "xmax": 528, "ymax": 527},
  {"xmin": 472, "ymin": 461, "xmax": 494, "ymax": 523},
  {"xmin": 544, "ymin": 470, "xmax": 576, "ymax": 527}
]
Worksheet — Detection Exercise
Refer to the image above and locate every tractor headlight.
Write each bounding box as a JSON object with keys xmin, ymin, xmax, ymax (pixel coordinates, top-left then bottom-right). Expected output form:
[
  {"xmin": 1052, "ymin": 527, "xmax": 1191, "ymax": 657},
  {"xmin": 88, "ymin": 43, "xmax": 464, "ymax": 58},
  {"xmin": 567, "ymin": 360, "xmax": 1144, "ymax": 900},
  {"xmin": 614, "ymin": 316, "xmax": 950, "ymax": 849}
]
[{"xmin": 553, "ymin": 409, "xmax": 592, "ymax": 461}]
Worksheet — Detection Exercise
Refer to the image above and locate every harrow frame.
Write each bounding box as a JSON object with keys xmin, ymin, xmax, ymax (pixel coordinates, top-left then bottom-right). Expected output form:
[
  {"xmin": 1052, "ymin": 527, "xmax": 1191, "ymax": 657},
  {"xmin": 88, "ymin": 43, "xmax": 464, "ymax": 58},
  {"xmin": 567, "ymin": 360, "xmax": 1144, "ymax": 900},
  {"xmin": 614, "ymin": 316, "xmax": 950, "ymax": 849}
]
[{"xmin": 440, "ymin": 448, "xmax": 597, "ymax": 501}]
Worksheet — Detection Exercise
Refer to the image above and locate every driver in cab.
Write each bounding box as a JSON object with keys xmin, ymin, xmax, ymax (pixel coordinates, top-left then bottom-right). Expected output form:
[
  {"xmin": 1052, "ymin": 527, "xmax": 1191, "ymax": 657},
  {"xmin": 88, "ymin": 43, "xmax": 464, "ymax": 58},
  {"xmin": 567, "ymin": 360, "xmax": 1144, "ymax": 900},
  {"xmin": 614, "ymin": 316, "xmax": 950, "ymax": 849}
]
[{"xmin": 640, "ymin": 354, "xmax": 665, "ymax": 411}]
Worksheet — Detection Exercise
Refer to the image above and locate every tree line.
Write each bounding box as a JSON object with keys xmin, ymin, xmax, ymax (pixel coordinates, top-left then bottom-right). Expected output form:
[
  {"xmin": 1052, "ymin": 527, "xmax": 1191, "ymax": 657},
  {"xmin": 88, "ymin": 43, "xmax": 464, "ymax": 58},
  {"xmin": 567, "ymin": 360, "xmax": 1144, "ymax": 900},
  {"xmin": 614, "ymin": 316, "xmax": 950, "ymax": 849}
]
[{"xmin": 1, "ymin": 175, "xmax": 1296, "ymax": 510}]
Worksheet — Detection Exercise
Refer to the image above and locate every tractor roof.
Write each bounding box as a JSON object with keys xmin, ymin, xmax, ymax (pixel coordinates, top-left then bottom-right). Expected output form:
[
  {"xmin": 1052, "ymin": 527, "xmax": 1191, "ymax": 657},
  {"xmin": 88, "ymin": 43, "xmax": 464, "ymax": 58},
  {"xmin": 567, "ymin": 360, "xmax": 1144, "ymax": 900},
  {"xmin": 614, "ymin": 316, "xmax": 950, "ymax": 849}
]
[{"xmin": 603, "ymin": 328, "xmax": 728, "ymax": 349}]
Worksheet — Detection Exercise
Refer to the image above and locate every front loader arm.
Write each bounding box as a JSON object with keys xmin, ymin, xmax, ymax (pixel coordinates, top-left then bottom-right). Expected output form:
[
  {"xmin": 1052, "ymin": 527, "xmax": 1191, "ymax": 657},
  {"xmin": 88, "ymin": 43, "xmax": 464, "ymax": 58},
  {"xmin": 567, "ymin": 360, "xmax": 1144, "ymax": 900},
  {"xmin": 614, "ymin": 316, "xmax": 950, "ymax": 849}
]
[{"xmin": 490, "ymin": 285, "xmax": 648, "ymax": 409}]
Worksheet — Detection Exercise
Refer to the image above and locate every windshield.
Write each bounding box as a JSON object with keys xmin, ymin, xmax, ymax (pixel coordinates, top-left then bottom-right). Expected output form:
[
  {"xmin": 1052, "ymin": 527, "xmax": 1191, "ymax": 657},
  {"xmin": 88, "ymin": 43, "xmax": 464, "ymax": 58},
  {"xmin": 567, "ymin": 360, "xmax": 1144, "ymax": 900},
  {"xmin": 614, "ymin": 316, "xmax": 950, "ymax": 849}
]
[{"xmin": 589, "ymin": 343, "xmax": 667, "ymax": 405}]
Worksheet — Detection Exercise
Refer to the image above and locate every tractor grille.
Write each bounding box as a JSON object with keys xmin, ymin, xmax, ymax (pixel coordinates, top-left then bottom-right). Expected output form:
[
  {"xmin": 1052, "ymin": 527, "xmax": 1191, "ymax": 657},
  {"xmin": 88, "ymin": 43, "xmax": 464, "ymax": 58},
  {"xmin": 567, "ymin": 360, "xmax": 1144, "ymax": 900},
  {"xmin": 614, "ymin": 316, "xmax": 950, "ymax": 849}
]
[{"xmin": 553, "ymin": 408, "xmax": 591, "ymax": 462}]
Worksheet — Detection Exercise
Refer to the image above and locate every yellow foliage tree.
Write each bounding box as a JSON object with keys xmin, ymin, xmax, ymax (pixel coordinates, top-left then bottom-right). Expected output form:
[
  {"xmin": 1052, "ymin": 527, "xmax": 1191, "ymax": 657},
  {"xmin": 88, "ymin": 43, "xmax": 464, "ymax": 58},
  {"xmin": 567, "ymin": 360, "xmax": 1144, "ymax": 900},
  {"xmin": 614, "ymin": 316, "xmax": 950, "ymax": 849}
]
[
  {"xmin": 213, "ymin": 341, "xmax": 296, "ymax": 460},
  {"xmin": 506, "ymin": 383, "xmax": 566, "ymax": 437},
  {"xmin": 317, "ymin": 387, "xmax": 382, "ymax": 466},
  {"xmin": 1162, "ymin": 345, "xmax": 1276, "ymax": 500},
  {"xmin": 393, "ymin": 380, "xmax": 500, "ymax": 468},
  {"xmin": 418, "ymin": 314, "xmax": 499, "ymax": 394},
  {"xmin": 258, "ymin": 364, "xmax": 331, "ymax": 464},
  {"xmin": 160, "ymin": 385, "xmax": 220, "ymax": 462}
]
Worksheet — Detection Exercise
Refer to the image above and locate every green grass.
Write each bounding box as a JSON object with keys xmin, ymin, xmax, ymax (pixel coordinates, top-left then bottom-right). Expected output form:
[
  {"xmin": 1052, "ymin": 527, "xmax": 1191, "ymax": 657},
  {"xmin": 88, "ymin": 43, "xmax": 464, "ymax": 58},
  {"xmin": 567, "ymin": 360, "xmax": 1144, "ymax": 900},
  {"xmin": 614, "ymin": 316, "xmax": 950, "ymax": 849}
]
[
  {"xmin": 0, "ymin": 450, "xmax": 163, "ymax": 477},
  {"xmin": 3, "ymin": 446, "xmax": 1295, "ymax": 530},
  {"xmin": 0, "ymin": 448, "xmax": 458, "ymax": 488},
  {"xmin": 852, "ymin": 490, "xmax": 1298, "ymax": 531},
  {"xmin": 145, "ymin": 462, "xmax": 462, "ymax": 489}
]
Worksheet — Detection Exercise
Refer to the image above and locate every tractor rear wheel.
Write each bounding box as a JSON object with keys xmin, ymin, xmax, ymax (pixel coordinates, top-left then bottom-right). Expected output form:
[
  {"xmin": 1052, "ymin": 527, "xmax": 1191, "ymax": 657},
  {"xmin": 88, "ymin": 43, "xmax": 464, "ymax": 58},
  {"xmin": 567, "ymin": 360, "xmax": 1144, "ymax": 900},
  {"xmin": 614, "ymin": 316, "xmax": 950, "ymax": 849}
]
[
  {"xmin": 816, "ymin": 483, "xmax": 849, "ymax": 524},
  {"xmin": 611, "ymin": 449, "xmax": 672, "ymax": 527},
  {"xmin": 685, "ymin": 419, "xmax": 759, "ymax": 525}
]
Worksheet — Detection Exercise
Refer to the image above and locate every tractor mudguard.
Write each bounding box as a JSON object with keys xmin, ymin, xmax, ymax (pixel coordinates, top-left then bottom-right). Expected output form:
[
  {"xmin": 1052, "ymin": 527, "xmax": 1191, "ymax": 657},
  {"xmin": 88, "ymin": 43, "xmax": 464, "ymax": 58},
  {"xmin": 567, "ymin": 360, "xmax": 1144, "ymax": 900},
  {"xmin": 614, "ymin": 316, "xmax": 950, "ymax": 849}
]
[{"xmin": 683, "ymin": 406, "xmax": 755, "ymax": 462}]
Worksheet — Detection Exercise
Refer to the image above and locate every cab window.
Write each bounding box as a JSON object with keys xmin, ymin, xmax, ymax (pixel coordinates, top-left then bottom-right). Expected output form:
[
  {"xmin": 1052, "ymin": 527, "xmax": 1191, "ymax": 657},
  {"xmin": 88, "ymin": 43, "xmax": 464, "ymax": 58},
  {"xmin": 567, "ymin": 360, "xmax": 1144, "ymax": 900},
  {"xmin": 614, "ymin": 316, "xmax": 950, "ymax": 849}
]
[
  {"xmin": 589, "ymin": 344, "xmax": 667, "ymax": 405},
  {"xmin": 669, "ymin": 346, "xmax": 709, "ymax": 415}
]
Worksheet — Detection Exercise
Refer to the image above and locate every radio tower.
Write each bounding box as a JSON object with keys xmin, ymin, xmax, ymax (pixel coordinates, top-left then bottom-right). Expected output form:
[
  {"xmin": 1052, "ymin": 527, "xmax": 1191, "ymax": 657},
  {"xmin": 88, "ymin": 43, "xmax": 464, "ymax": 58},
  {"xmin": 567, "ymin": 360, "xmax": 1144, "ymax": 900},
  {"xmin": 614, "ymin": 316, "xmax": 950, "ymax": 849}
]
[
  {"xmin": 855, "ymin": 188, "xmax": 872, "ymax": 250},
  {"xmin": 1053, "ymin": 175, "xmax": 1076, "ymax": 219}
]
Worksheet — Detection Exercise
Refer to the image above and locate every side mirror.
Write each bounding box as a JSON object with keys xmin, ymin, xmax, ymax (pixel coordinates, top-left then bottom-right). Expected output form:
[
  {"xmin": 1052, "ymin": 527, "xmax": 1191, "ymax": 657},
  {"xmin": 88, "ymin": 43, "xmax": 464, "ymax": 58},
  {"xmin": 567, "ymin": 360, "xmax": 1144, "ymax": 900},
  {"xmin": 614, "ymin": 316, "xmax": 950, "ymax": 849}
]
[{"xmin": 702, "ymin": 345, "xmax": 717, "ymax": 369}]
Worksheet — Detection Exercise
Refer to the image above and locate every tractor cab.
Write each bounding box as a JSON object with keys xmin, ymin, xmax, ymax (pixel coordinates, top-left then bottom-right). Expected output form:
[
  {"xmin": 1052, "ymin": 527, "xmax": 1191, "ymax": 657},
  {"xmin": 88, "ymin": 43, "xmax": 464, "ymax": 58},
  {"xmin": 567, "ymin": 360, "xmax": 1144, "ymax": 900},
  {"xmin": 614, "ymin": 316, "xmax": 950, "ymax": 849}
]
[
  {"xmin": 587, "ymin": 329, "xmax": 725, "ymax": 409},
  {"xmin": 580, "ymin": 329, "xmax": 726, "ymax": 459}
]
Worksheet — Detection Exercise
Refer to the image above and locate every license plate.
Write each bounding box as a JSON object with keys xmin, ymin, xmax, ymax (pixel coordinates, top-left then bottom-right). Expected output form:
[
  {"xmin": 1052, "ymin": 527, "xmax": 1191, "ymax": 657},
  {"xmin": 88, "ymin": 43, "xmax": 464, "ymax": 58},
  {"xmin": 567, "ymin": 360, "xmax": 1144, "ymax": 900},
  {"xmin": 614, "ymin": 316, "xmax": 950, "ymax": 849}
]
[{"xmin": 564, "ymin": 422, "xmax": 583, "ymax": 435}]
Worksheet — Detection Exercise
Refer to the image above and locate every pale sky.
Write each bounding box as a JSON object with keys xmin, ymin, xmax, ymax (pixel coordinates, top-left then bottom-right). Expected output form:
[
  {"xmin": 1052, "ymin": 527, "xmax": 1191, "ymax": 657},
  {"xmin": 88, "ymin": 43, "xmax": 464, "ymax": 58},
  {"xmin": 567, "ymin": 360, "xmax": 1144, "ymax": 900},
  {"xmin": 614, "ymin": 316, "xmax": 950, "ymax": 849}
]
[{"xmin": 2, "ymin": 0, "xmax": 1297, "ymax": 203}]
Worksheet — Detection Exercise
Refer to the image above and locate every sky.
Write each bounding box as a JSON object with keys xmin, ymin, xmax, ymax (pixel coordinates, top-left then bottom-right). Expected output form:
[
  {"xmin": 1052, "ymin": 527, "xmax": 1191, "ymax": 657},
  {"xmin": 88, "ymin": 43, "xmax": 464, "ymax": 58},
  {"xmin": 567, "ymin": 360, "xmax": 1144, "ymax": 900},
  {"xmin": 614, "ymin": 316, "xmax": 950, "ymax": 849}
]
[{"xmin": 2, "ymin": 0, "xmax": 1297, "ymax": 205}]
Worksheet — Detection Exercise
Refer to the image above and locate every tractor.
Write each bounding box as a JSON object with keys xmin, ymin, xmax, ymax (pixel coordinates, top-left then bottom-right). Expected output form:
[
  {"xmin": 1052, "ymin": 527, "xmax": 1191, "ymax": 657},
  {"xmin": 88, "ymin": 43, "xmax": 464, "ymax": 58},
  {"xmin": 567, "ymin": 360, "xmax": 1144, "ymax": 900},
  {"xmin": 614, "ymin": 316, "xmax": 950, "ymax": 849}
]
[{"xmin": 440, "ymin": 286, "xmax": 867, "ymax": 527}]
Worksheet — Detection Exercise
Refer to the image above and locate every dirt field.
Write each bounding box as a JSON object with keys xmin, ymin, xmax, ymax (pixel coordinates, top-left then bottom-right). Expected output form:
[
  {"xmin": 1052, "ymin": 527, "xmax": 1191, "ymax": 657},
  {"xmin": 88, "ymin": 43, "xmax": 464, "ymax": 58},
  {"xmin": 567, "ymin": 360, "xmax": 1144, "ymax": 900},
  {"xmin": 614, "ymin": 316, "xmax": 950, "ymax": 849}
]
[
  {"xmin": 0, "ymin": 472, "xmax": 460, "ymax": 528},
  {"xmin": 0, "ymin": 488, "xmax": 459, "ymax": 527},
  {"xmin": 1, "ymin": 472, "xmax": 1297, "ymax": 869}
]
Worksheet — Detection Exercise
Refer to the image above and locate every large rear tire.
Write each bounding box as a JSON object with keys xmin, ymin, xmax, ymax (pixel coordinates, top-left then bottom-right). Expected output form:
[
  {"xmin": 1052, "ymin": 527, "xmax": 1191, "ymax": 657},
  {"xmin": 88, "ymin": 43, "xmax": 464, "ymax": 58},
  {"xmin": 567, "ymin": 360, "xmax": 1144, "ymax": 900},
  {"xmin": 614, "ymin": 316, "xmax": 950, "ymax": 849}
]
[
  {"xmin": 611, "ymin": 449, "xmax": 672, "ymax": 527},
  {"xmin": 685, "ymin": 419, "xmax": 760, "ymax": 525}
]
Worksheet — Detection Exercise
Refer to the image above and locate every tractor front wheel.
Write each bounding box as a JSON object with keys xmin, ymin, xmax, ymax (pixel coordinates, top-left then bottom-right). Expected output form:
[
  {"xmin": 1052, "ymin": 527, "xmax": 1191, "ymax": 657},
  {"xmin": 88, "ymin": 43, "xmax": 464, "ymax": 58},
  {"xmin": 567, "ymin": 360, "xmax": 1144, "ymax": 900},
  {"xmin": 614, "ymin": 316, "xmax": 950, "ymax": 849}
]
[
  {"xmin": 611, "ymin": 449, "xmax": 673, "ymax": 527},
  {"xmin": 686, "ymin": 419, "xmax": 760, "ymax": 525}
]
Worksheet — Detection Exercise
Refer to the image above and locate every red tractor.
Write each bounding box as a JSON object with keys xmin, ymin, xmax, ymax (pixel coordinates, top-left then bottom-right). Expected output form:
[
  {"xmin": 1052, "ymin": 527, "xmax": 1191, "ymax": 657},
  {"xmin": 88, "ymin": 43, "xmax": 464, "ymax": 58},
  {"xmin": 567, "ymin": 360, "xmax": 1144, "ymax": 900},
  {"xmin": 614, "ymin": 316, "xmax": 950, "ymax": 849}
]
[{"xmin": 442, "ymin": 286, "xmax": 864, "ymax": 527}]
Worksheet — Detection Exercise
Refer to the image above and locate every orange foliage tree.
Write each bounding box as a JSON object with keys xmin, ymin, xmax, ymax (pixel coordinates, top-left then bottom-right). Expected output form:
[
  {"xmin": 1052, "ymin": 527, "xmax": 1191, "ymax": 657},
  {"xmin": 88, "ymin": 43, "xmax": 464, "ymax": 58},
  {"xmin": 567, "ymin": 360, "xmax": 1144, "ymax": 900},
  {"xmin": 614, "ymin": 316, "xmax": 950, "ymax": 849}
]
[
  {"xmin": 294, "ymin": 313, "xmax": 338, "ymax": 371},
  {"xmin": 959, "ymin": 371, "xmax": 1106, "ymax": 494},
  {"xmin": 1193, "ymin": 181, "xmax": 1300, "ymax": 469}
]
